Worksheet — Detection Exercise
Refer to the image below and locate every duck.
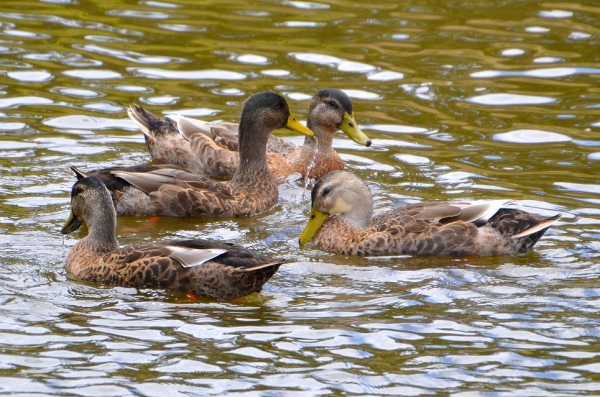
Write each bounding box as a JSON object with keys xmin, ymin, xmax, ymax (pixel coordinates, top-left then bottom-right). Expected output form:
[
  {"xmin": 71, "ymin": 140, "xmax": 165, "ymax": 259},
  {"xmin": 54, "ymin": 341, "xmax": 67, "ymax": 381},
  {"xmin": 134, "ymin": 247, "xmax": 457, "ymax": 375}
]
[
  {"xmin": 61, "ymin": 176, "xmax": 284, "ymax": 299},
  {"xmin": 72, "ymin": 91, "xmax": 314, "ymax": 217},
  {"xmin": 299, "ymin": 170, "xmax": 561, "ymax": 256},
  {"xmin": 132, "ymin": 89, "xmax": 372, "ymax": 181}
]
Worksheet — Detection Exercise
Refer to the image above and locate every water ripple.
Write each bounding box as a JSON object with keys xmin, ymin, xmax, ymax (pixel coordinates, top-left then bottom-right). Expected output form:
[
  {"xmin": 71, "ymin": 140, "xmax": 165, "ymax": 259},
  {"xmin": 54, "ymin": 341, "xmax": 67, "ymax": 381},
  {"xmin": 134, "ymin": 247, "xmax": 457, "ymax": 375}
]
[
  {"xmin": 467, "ymin": 93, "xmax": 556, "ymax": 105},
  {"xmin": 0, "ymin": 96, "xmax": 53, "ymax": 108},
  {"xmin": 43, "ymin": 115, "xmax": 136, "ymax": 130},
  {"xmin": 62, "ymin": 70, "xmax": 122, "ymax": 79},
  {"xmin": 472, "ymin": 67, "xmax": 600, "ymax": 79},
  {"xmin": 494, "ymin": 129, "xmax": 571, "ymax": 144},
  {"xmin": 7, "ymin": 70, "xmax": 52, "ymax": 82},
  {"xmin": 1, "ymin": 0, "xmax": 600, "ymax": 395},
  {"xmin": 78, "ymin": 44, "xmax": 185, "ymax": 64},
  {"xmin": 129, "ymin": 68, "xmax": 246, "ymax": 80}
]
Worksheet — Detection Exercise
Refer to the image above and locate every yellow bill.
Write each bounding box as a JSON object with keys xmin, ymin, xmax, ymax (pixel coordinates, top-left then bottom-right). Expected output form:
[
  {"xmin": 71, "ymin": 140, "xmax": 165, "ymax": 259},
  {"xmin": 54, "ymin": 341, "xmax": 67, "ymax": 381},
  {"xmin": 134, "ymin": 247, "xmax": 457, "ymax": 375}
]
[
  {"xmin": 285, "ymin": 112, "xmax": 314, "ymax": 137},
  {"xmin": 299, "ymin": 204, "xmax": 330, "ymax": 246},
  {"xmin": 61, "ymin": 210, "xmax": 84, "ymax": 235},
  {"xmin": 340, "ymin": 112, "xmax": 371, "ymax": 147}
]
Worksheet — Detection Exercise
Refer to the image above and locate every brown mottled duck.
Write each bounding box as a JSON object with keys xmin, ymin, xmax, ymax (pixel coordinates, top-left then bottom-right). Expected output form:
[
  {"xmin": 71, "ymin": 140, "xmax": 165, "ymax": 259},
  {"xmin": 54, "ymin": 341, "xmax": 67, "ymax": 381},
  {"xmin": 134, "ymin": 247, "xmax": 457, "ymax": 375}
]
[
  {"xmin": 72, "ymin": 92, "xmax": 313, "ymax": 217},
  {"xmin": 61, "ymin": 176, "xmax": 284, "ymax": 299},
  {"xmin": 132, "ymin": 89, "xmax": 371, "ymax": 181},
  {"xmin": 299, "ymin": 171, "xmax": 561, "ymax": 256}
]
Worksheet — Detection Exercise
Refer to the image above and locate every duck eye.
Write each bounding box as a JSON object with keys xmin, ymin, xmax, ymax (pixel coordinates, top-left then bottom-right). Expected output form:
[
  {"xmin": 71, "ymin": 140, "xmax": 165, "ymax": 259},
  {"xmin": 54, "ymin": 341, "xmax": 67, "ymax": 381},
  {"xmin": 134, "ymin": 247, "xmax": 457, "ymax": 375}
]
[
  {"xmin": 322, "ymin": 187, "xmax": 331, "ymax": 196},
  {"xmin": 328, "ymin": 100, "xmax": 337, "ymax": 108}
]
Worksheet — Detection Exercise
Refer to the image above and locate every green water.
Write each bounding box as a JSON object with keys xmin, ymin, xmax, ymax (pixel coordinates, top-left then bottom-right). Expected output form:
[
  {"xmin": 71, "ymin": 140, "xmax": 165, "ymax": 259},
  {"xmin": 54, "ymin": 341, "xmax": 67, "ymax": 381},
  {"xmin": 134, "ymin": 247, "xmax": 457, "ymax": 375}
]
[{"xmin": 1, "ymin": 0, "xmax": 600, "ymax": 395}]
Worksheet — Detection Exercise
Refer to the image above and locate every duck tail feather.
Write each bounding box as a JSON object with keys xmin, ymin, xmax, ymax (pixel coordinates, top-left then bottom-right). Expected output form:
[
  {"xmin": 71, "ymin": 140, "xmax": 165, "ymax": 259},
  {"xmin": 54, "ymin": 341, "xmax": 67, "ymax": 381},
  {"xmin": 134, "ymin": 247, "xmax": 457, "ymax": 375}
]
[
  {"xmin": 69, "ymin": 165, "xmax": 87, "ymax": 180},
  {"xmin": 128, "ymin": 104, "xmax": 154, "ymax": 139},
  {"xmin": 513, "ymin": 213, "xmax": 562, "ymax": 239},
  {"xmin": 237, "ymin": 260, "xmax": 286, "ymax": 272}
]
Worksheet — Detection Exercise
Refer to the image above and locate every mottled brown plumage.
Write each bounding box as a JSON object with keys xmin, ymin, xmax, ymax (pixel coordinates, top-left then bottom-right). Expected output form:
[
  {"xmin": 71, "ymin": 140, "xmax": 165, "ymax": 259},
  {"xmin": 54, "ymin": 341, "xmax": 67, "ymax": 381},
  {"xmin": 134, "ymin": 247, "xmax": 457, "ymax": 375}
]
[
  {"xmin": 71, "ymin": 92, "xmax": 313, "ymax": 217},
  {"xmin": 135, "ymin": 89, "xmax": 371, "ymax": 181},
  {"xmin": 61, "ymin": 176, "xmax": 284, "ymax": 299},
  {"xmin": 299, "ymin": 171, "xmax": 561, "ymax": 257}
]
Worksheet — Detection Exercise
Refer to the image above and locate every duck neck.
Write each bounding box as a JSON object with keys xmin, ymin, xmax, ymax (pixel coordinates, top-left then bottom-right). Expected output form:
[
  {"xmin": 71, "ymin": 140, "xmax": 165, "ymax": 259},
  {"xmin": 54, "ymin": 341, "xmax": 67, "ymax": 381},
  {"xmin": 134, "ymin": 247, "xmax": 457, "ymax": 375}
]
[
  {"xmin": 232, "ymin": 117, "xmax": 272, "ymax": 183},
  {"xmin": 82, "ymin": 205, "xmax": 119, "ymax": 254},
  {"xmin": 297, "ymin": 120, "xmax": 336, "ymax": 164},
  {"xmin": 345, "ymin": 196, "xmax": 374, "ymax": 230},
  {"xmin": 338, "ymin": 182, "xmax": 374, "ymax": 230}
]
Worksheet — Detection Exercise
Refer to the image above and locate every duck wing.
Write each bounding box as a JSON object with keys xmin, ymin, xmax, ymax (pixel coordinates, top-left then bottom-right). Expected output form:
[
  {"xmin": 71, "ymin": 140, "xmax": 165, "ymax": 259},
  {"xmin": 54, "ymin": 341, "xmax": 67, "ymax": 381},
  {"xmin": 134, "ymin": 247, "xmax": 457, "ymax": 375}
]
[
  {"xmin": 112, "ymin": 167, "xmax": 234, "ymax": 198},
  {"xmin": 129, "ymin": 105, "xmax": 203, "ymax": 171},
  {"xmin": 72, "ymin": 238, "xmax": 283, "ymax": 299},
  {"xmin": 211, "ymin": 122, "xmax": 240, "ymax": 151},
  {"xmin": 371, "ymin": 200, "xmax": 560, "ymax": 256}
]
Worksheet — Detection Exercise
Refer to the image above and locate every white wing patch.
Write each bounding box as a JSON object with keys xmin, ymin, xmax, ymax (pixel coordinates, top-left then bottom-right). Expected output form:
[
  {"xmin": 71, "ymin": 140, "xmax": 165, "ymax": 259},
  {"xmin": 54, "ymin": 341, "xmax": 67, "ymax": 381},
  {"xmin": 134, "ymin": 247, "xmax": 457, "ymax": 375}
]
[
  {"xmin": 168, "ymin": 246, "xmax": 227, "ymax": 268},
  {"xmin": 455, "ymin": 200, "xmax": 512, "ymax": 225},
  {"xmin": 166, "ymin": 115, "xmax": 213, "ymax": 141}
]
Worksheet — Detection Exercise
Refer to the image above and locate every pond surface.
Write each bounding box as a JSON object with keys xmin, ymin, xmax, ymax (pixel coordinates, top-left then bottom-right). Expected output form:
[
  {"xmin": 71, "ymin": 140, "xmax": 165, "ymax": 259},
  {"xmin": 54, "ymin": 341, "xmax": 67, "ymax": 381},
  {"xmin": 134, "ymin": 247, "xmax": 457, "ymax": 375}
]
[{"xmin": 2, "ymin": 0, "xmax": 600, "ymax": 395}]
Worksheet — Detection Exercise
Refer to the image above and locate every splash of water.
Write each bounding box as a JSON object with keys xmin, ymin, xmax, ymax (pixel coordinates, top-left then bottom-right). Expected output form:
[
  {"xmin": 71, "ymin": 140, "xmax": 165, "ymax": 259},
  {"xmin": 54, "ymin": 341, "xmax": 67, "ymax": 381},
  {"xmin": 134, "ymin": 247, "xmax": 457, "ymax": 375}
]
[{"xmin": 302, "ymin": 141, "xmax": 318, "ymax": 201}]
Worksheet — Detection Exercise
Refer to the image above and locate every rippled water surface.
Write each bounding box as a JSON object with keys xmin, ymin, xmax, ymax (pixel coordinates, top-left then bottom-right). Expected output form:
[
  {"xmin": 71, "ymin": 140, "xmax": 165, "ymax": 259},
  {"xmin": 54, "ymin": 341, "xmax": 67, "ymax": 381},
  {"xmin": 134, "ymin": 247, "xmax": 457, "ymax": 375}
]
[{"xmin": 2, "ymin": 0, "xmax": 600, "ymax": 395}]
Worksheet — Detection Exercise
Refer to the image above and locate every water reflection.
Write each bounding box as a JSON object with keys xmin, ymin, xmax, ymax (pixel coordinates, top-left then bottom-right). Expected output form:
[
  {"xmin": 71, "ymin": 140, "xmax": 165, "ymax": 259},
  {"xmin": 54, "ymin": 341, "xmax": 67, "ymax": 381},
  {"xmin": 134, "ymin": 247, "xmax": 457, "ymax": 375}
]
[{"xmin": 1, "ymin": 0, "xmax": 600, "ymax": 395}]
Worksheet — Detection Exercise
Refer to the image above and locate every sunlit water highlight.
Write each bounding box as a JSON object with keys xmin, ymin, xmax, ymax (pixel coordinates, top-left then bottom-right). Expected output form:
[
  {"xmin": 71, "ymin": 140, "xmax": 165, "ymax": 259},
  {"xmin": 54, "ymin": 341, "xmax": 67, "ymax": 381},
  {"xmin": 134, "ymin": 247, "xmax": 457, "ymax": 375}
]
[{"xmin": 1, "ymin": 0, "xmax": 600, "ymax": 395}]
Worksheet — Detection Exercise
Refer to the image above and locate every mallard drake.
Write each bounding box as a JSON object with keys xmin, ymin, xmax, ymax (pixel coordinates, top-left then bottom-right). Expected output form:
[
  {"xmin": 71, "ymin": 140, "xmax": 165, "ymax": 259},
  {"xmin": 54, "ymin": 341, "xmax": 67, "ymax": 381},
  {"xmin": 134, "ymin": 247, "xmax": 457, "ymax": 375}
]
[
  {"xmin": 61, "ymin": 176, "xmax": 284, "ymax": 299},
  {"xmin": 299, "ymin": 171, "xmax": 561, "ymax": 256},
  {"xmin": 73, "ymin": 92, "xmax": 313, "ymax": 217},
  {"xmin": 133, "ymin": 89, "xmax": 372, "ymax": 181}
]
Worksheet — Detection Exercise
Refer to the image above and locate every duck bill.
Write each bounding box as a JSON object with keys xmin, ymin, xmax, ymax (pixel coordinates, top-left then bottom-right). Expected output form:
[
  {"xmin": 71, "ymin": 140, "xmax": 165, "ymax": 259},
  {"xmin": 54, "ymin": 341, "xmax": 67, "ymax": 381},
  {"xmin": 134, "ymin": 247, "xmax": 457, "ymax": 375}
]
[
  {"xmin": 299, "ymin": 205, "xmax": 329, "ymax": 246},
  {"xmin": 340, "ymin": 112, "xmax": 371, "ymax": 147},
  {"xmin": 285, "ymin": 112, "xmax": 314, "ymax": 137},
  {"xmin": 61, "ymin": 210, "xmax": 84, "ymax": 235}
]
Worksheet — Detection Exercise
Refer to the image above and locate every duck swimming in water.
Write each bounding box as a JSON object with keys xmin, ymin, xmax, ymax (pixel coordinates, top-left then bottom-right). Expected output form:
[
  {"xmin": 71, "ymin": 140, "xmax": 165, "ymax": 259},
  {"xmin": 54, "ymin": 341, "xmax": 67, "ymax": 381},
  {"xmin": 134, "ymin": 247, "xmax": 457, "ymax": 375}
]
[
  {"xmin": 134, "ymin": 89, "xmax": 371, "ymax": 181},
  {"xmin": 299, "ymin": 170, "xmax": 561, "ymax": 257},
  {"xmin": 72, "ymin": 91, "xmax": 314, "ymax": 217},
  {"xmin": 61, "ymin": 176, "xmax": 284, "ymax": 299}
]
